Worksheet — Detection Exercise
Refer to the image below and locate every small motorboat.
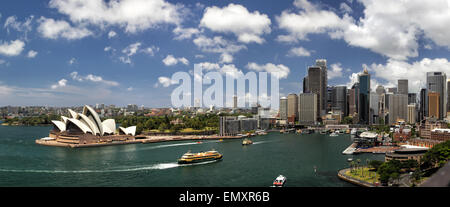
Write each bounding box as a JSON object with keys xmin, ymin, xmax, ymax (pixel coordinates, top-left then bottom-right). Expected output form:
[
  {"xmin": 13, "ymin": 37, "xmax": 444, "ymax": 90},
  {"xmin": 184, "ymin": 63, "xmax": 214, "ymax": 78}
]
[
  {"xmin": 272, "ymin": 175, "xmax": 287, "ymax": 187},
  {"xmin": 329, "ymin": 132, "xmax": 338, "ymax": 137},
  {"xmin": 242, "ymin": 138, "xmax": 253, "ymax": 145},
  {"xmin": 347, "ymin": 158, "xmax": 353, "ymax": 162},
  {"xmin": 196, "ymin": 141, "xmax": 202, "ymax": 144}
]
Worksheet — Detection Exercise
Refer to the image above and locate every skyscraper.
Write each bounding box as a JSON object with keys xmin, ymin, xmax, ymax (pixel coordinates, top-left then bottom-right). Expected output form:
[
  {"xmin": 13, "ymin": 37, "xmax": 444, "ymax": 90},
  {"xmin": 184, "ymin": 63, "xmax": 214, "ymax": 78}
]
[
  {"xmin": 407, "ymin": 104, "xmax": 417, "ymax": 124},
  {"xmin": 287, "ymin": 93, "xmax": 298, "ymax": 123},
  {"xmin": 279, "ymin": 97, "xmax": 288, "ymax": 120},
  {"xmin": 358, "ymin": 69, "xmax": 370, "ymax": 125},
  {"xmin": 388, "ymin": 94, "xmax": 408, "ymax": 125},
  {"xmin": 419, "ymin": 88, "xmax": 427, "ymax": 121},
  {"xmin": 332, "ymin": 86, "xmax": 347, "ymax": 117},
  {"xmin": 398, "ymin": 79, "xmax": 408, "ymax": 95},
  {"xmin": 307, "ymin": 66, "xmax": 322, "ymax": 118},
  {"xmin": 303, "ymin": 76, "xmax": 309, "ymax": 93},
  {"xmin": 316, "ymin": 59, "xmax": 328, "ymax": 116},
  {"xmin": 298, "ymin": 93, "xmax": 317, "ymax": 124},
  {"xmin": 428, "ymin": 92, "xmax": 440, "ymax": 118},
  {"xmin": 408, "ymin": 93, "xmax": 417, "ymax": 104},
  {"xmin": 233, "ymin": 95, "xmax": 237, "ymax": 109},
  {"xmin": 426, "ymin": 72, "xmax": 446, "ymax": 119}
]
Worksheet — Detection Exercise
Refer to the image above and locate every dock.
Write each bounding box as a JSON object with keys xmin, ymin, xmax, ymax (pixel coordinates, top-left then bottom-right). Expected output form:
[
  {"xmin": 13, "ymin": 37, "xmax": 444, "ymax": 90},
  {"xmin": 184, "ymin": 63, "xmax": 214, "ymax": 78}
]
[{"xmin": 342, "ymin": 142, "xmax": 357, "ymax": 155}]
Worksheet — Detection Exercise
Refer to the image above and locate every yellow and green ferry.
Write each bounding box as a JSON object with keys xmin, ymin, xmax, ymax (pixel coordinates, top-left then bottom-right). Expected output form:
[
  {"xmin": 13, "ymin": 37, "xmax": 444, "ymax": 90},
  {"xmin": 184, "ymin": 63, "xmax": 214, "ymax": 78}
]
[{"xmin": 177, "ymin": 150, "xmax": 223, "ymax": 164}]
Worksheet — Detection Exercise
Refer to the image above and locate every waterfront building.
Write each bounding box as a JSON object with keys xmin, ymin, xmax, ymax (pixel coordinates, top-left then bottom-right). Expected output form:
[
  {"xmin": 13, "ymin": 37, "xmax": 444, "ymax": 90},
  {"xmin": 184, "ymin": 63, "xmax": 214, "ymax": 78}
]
[
  {"xmin": 298, "ymin": 93, "xmax": 318, "ymax": 125},
  {"xmin": 239, "ymin": 118, "xmax": 258, "ymax": 132},
  {"xmin": 407, "ymin": 104, "xmax": 417, "ymax": 124},
  {"xmin": 358, "ymin": 69, "xmax": 370, "ymax": 125},
  {"xmin": 385, "ymin": 148, "xmax": 427, "ymax": 163},
  {"xmin": 279, "ymin": 97, "xmax": 288, "ymax": 121},
  {"xmin": 426, "ymin": 72, "xmax": 447, "ymax": 119},
  {"xmin": 332, "ymin": 86, "xmax": 347, "ymax": 117},
  {"xmin": 327, "ymin": 86, "xmax": 334, "ymax": 112},
  {"xmin": 219, "ymin": 116, "xmax": 240, "ymax": 136},
  {"xmin": 398, "ymin": 79, "xmax": 408, "ymax": 95},
  {"xmin": 409, "ymin": 138, "xmax": 441, "ymax": 148},
  {"xmin": 49, "ymin": 105, "xmax": 136, "ymax": 145},
  {"xmin": 428, "ymin": 92, "xmax": 440, "ymax": 118},
  {"xmin": 316, "ymin": 59, "xmax": 328, "ymax": 116},
  {"xmin": 287, "ymin": 93, "xmax": 299, "ymax": 123},
  {"xmin": 388, "ymin": 94, "xmax": 408, "ymax": 125}
]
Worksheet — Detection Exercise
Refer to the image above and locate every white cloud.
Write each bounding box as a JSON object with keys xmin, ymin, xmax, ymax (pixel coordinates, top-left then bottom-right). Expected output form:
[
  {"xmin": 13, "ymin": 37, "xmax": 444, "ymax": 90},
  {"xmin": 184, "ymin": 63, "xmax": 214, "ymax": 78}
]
[
  {"xmin": 367, "ymin": 58, "xmax": 450, "ymax": 93},
  {"xmin": 200, "ymin": 3, "xmax": 271, "ymax": 44},
  {"xmin": 48, "ymin": 0, "xmax": 183, "ymax": 33},
  {"xmin": 276, "ymin": 0, "xmax": 450, "ymax": 60},
  {"xmin": 287, "ymin": 46, "xmax": 311, "ymax": 57},
  {"xmin": 193, "ymin": 35, "xmax": 246, "ymax": 62},
  {"xmin": 68, "ymin": 57, "xmax": 76, "ymax": 65},
  {"xmin": 220, "ymin": 53, "xmax": 233, "ymax": 63},
  {"xmin": 120, "ymin": 42, "xmax": 141, "ymax": 64},
  {"xmin": 196, "ymin": 62, "xmax": 244, "ymax": 78},
  {"xmin": 27, "ymin": 50, "xmax": 38, "ymax": 58},
  {"xmin": 162, "ymin": 54, "xmax": 189, "ymax": 66},
  {"xmin": 141, "ymin": 46, "xmax": 159, "ymax": 56},
  {"xmin": 339, "ymin": 3, "xmax": 353, "ymax": 13},
  {"xmin": 70, "ymin": 71, "xmax": 119, "ymax": 86},
  {"xmin": 158, "ymin": 76, "xmax": 177, "ymax": 87},
  {"xmin": 108, "ymin": 30, "xmax": 117, "ymax": 38},
  {"xmin": 173, "ymin": 26, "xmax": 200, "ymax": 40},
  {"xmin": 0, "ymin": 39, "xmax": 25, "ymax": 56},
  {"xmin": 328, "ymin": 63, "xmax": 344, "ymax": 79},
  {"xmin": 51, "ymin": 79, "xmax": 67, "ymax": 89},
  {"xmin": 37, "ymin": 17, "xmax": 93, "ymax": 40},
  {"xmin": 127, "ymin": 87, "xmax": 134, "ymax": 91},
  {"xmin": 4, "ymin": 15, "xmax": 34, "ymax": 34},
  {"xmin": 246, "ymin": 62, "xmax": 290, "ymax": 79}
]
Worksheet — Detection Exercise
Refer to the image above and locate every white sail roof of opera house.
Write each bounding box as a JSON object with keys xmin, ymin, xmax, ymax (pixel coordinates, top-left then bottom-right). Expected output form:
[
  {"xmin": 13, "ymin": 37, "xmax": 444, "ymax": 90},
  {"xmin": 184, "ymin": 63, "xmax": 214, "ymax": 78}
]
[
  {"xmin": 51, "ymin": 105, "xmax": 135, "ymax": 136},
  {"xmin": 119, "ymin": 126, "xmax": 136, "ymax": 136}
]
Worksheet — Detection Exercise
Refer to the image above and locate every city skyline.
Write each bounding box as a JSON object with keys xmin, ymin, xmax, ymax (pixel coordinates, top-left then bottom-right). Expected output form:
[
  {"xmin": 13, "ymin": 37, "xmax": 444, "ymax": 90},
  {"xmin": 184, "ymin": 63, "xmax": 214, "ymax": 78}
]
[{"xmin": 1, "ymin": 0, "xmax": 450, "ymax": 107}]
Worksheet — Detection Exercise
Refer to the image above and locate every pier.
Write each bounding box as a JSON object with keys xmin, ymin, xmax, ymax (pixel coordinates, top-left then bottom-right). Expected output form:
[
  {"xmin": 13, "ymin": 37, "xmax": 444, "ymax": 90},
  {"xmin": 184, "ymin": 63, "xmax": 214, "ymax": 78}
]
[{"xmin": 342, "ymin": 142, "xmax": 357, "ymax": 155}]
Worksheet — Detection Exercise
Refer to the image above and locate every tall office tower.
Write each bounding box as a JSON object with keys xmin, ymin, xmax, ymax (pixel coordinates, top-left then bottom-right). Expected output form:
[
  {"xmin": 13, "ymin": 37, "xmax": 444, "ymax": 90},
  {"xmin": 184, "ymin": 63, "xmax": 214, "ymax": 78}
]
[
  {"xmin": 233, "ymin": 95, "xmax": 238, "ymax": 109},
  {"xmin": 348, "ymin": 87, "xmax": 358, "ymax": 116},
  {"xmin": 398, "ymin": 79, "xmax": 408, "ymax": 95},
  {"xmin": 427, "ymin": 72, "xmax": 447, "ymax": 119},
  {"xmin": 316, "ymin": 59, "xmax": 328, "ymax": 116},
  {"xmin": 327, "ymin": 86, "xmax": 334, "ymax": 112},
  {"xmin": 376, "ymin": 85, "xmax": 385, "ymax": 95},
  {"xmin": 408, "ymin": 93, "xmax": 417, "ymax": 104},
  {"xmin": 370, "ymin": 92, "xmax": 380, "ymax": 124},
  {"xmin": 447, "ymin": 79, "xmax": 450, "ymax": 113},
  {"xmin": 332, "ymin": 86, "xmax": 348, "ymax": 117},
  {"xmin": 303, "ymin": 76, "xmax": 309, "ymax": 93},
  {"xmin": 407, "ymin": 104, "xmax": 417, "ymax": 124},
  {"xmin": 387, "ymin": 87, "xmax": 397, "ymax": 94},
  {"xmin": 308, "ymin": 66, "xmax": 322, "ymax": 118},
  {"xmin": 428, "ymin": 92, "xmax": 440, "ymax": 118},
  {"xmin": 358, "ymin": 69, "xmax": 370, "ymax": 125},
  {"xmin": 279, "ymin": 97, "xmax": 288, "ymax": 120},
  {"xmin": 419, "ymin": 88, "xmax": 427, "ymax": 121},
  {"xmin": 298, "ymin": 93, "xmax": 318, "ymax": 124},
  {"xmin": 287, "ymin": 93, "xmax": 299, "ymax": 123},
  {"xmin": 388, "ymin": 94, "xmax": 408, "ymax": 125}
]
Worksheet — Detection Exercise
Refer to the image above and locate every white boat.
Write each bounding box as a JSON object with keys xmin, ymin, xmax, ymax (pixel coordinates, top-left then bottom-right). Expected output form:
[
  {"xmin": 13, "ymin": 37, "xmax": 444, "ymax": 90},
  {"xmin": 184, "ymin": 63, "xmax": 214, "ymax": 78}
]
[
  {"xmin": 272, "ymin": 175, "xmax": 287, "ymax": 187},
  {"xmin": 350, "ymin": 128, "xmax": 357, "ymax": 135},
  {"xmin": 330, "ymin": 132, "xmax": 338, "ymax": 137}
]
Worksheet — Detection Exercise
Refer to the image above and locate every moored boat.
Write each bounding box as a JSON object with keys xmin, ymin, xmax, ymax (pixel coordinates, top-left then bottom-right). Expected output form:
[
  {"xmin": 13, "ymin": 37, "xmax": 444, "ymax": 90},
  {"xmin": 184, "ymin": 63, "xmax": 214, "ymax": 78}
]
[{"xmin": 177, "ymin": 150, "xmax": 223, "ymax": 164}]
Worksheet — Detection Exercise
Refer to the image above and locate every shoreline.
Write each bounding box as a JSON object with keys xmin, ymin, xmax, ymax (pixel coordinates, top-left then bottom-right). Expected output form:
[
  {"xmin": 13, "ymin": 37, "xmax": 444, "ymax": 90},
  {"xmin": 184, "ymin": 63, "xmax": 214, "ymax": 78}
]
[
  {"xmin": 35, "ymin": 134, "xmax": 253, "ymax": 148},
  {"xmin": 337, "ymin": 168, "xmax": 378, "ymax": 187}
]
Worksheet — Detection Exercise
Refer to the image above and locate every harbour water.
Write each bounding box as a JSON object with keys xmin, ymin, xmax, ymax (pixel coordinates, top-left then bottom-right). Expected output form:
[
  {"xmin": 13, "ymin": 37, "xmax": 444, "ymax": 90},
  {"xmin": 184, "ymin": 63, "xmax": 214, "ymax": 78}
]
[{"xmin": 0, "ymin": 125, "xmax": 384, "ymax": 187}]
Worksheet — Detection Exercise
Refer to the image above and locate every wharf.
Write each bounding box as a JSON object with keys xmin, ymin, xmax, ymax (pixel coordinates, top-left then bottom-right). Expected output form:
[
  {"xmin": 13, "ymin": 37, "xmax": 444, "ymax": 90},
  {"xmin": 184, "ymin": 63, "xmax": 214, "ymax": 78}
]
[{"xmin": 342, "ymin": 142, "xmax": 357, "ymax": 154}]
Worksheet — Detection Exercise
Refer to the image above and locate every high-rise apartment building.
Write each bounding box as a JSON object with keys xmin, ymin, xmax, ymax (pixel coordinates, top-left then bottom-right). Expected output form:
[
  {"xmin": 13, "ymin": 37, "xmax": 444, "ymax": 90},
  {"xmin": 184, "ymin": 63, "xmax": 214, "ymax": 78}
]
[
  {"xmin": 407, "ymin": 104, "xmax": 417, "ymax": 124},
  {"xmin": 316, "ymin": 59, "xmax": 328, "ymax": 116},
  {"xmin": 307, "ymin": 66, "xmax": 322, "ymax": 118},
  {"xmin": 388, "ymin": 94, "xmax": 408, "ymax": 125}
]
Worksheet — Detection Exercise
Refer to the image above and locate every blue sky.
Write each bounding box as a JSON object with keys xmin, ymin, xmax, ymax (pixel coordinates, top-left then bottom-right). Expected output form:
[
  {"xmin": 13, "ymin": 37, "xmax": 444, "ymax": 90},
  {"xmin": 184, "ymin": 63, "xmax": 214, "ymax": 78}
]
[{"xmin": 1, "ymin": 0, "xmax": 450, "ymax": 107}]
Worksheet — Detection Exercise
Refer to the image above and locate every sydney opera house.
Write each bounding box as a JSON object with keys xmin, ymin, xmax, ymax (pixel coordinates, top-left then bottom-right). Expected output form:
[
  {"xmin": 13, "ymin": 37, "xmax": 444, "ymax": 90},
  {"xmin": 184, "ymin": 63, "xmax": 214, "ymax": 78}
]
[{"xmin": 47, "ymin": 105, "xmax": 137, "ymax": 145}]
